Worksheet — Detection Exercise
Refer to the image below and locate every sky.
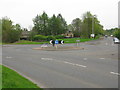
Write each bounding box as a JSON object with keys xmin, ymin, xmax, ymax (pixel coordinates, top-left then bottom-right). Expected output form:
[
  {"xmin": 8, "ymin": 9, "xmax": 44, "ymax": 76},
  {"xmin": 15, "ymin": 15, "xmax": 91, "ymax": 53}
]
[{"xmin": 0, "ymin": 0, "xmax": 119, "ymax": 30}]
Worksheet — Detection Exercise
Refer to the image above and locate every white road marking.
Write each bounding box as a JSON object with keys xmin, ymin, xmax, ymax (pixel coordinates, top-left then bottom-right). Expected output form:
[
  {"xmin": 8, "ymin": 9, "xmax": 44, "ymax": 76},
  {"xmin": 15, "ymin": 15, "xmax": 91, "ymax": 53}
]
[
  {"xmin": 41, "ymin": 58, "xmax": 87, "ymax": 68},
  {"xmin": 41, "ymin": 58, "xmax": 53, "ymax": 61},
  {"xmin": 105, "ymin": 43, "xmax": 108, "ymax": 45},
  {"xmin": 110, "ymin": 72, "xmax": 120, "ymax": 76},
  {"xmin": 6, "ymin": 56, "xmax": 12, "ymax": 59},
  {"xmin": 75, "ymin": 64, "xmax": 87, "ymax": 68},
  {"xmin": 100, "ymin": 58, "xmax": 105, "ymax": 60},
  {"xmin": 83, "ymin": 58, "xmax": 87, "ymax": 60},
  {"xmin": 63, "ymin": 61, "xmax": 87, "ymax": 68},
  {"xmin": 64, "ymin": 61, "xmax": 74, "ymax": 65}
]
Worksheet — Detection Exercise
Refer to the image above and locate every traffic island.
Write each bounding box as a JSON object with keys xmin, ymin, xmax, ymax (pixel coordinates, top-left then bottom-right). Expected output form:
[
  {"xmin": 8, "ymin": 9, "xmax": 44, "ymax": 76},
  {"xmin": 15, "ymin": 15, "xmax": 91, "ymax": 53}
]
[{"xmin": 32, "ymin": 46, "xmax": 84, "ymax": 51}]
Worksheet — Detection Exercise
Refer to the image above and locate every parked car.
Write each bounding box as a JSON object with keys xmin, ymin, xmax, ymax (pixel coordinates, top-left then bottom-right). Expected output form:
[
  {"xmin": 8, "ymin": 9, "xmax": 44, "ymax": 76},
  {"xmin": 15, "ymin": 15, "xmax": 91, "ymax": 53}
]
[{"xmin": 113, "ymin": 37, "xmax": 120, "ymax": 44}]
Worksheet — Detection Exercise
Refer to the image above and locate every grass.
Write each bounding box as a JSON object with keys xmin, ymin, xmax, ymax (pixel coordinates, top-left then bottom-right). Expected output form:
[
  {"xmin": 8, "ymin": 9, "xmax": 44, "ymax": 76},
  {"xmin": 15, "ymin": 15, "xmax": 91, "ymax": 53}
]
[
  {"xmin": 0, "ymin": 65, "xmax": 2, "ymax": 89},
  {"xmin": 13, "ymin": 40, "xmax": 48, "ymax": 45},
  {"xmin": 58, "ymin": 38, "xmax": 98, "ymax": 43},
  {"xmin": 2, "ymin": 65, "xmax": 41, "ymax": 88},
  {"xmin": 2, "ymin": 37, "xmax": 99, "ymax": 45}
]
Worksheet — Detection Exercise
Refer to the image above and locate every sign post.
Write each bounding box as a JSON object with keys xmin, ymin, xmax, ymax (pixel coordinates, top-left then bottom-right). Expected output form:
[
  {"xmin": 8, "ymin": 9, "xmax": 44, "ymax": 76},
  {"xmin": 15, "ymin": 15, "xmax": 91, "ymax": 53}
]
[
  {"xmin": 50, "ymin": 40, "xmax": 64, "ymax": 49},
  {"xmin": 55, "ymin": 40, "xmax": 59, "ymax": 49},
  {"xmin": 76, "ymin": 40, "xmax": 80, "ymax": 47}
]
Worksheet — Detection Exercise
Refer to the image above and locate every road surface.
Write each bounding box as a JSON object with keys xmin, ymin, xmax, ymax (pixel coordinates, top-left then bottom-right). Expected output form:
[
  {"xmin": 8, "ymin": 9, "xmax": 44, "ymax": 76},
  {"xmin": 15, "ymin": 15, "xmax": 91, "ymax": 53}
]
[{"xmin": 2, "ymin": 37, "xmax": 119, "ymax": 88}]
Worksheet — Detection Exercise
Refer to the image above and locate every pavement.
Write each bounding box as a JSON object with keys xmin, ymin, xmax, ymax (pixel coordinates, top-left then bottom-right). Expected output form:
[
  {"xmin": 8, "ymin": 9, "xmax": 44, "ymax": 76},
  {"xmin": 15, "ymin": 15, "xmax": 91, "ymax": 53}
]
[{"xmin": 2, "ymin": 37, "xmax": 119, "ymax": 88}]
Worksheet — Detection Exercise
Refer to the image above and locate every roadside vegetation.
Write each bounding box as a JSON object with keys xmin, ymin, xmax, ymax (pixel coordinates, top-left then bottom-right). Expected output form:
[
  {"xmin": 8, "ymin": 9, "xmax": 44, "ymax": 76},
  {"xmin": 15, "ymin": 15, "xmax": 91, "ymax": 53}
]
[
  {"xmin": 2, "ymin": 65, "xmax": 41, "ymax": 88},
  {"xmin": 1, "ymin": 11, "xmax": 104, "ymax": 44},
  {"xmin": 105, "ymin": 28, "xmax": 120, "ymax": 39},
  {"xmin": 5, "ymin": 37, "xmax": 99, "ymax": 45},
  {"xmin": 0, "ymin": 65, "xmax": 2, "ymax": 89}
]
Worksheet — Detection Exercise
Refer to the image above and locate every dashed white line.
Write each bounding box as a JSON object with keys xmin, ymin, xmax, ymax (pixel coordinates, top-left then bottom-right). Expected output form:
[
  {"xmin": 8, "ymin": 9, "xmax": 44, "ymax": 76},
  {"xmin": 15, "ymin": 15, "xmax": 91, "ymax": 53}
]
[
  {"xmin": 110, "ymin": 72, "xmax": 120, "ymax": 76},
  {"xmin": 105, "ymin": 43, "xmax": 108, "ymax": 45},
  {"xmin": 83, "ymin": 58, "xmax": 87, "ymax": 60},
  {"xmin": 6, "ymin": 56, "xmax": 12, "ymax": 59},
  {"xmin": 64, "ymin": 61, "xmax": 74, "ymax": 65},
  {"xmin": 63, "ymin": 61, "xmax": 87, "ymax": 68},
  {"xmin": 41, "ymin": 58, "xmax": 87, "ymax": 68},
  {"xmin": 100, "ymin": 58, "xmax": 105, "ymax": 59},
  {"xmin": 41, "ymin": 58, "xmax": 53, "ymax": 61},
  {"xmin": 75, "ymin": 64, "xmax": 87, "ymax": 68}
]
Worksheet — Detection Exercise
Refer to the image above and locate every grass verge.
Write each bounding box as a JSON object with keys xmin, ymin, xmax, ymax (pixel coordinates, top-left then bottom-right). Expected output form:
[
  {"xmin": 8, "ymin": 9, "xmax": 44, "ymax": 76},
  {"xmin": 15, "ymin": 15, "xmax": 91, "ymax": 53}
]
[
  {"xmin": 58, "ymin": 38, "xmax": 97, "ymax": 43},
  {"xmin": 8, "ymin": 38, "xmax": 98, "ymax": 45},
  {"xmin": 2, "ymin": 65, "xmax": 41, "ymax": 88},
  {"xmin": 0, "ymin": 65, "xmax": 2, "ymax": 89},
  {"xmin": 13, "ymin": 40, "xmax": 48, "ymax": 45}
]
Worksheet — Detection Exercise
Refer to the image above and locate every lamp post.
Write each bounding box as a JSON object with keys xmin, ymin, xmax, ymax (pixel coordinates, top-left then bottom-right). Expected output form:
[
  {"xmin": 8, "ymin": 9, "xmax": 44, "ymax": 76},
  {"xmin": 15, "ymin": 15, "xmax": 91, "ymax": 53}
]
[{"xmin": 91, "ymin": 15, "xmax": 96, "ymax": 38}]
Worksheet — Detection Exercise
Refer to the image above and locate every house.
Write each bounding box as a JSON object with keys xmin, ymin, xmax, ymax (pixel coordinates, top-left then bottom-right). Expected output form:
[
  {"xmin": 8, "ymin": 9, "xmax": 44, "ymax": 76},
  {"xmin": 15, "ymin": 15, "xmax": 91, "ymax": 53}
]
[
  {"xmin": 62, "ymin": 31, "xmax": 74, "ymax": 38},
  {"xmin": 20, "ymin": 30, "xmax": 30, "ymax": 40}
]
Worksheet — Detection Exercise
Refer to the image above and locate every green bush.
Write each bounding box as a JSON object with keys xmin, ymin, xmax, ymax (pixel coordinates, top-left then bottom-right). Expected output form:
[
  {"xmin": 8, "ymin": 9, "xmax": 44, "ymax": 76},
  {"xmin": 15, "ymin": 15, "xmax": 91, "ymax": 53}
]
[
  {"xmin": 55, "ymin": 35, "xmax": 65, "ymax": 39},
  {"xmin": 33, "ymin": 35, "xmax": 47, "ymax": 41},
  {"xmin": 114, "ymin": 30, "xmax": 120, "ymax": 39},
  {"xmin": 47, "ymin": 36, "xmax": 56, "ymax": 41}
]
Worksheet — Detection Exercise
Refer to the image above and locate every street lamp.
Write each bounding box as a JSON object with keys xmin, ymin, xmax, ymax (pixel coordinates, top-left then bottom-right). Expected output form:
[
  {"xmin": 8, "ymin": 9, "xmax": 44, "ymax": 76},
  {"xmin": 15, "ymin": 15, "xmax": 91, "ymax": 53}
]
[{"xmin": 91, "ymin": 15, "xmax": 97, "ymax": 38}]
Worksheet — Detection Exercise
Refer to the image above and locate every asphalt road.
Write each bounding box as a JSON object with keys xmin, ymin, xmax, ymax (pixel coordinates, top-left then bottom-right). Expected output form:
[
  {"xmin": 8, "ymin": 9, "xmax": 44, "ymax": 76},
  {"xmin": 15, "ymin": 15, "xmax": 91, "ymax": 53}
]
[{"xmin": 2, "ymin": 37, "xmax": 119, "ymax": 88}]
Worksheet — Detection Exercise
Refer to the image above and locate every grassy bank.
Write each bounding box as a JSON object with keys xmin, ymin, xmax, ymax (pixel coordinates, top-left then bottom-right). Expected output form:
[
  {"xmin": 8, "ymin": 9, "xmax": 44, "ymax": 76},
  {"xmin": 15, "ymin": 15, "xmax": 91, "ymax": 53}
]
[
  {"xmin": 0, "ymin": 65, "xmax": 2, "ymax": 89},
  {"xmin": 14, "ymin": 40, "xmax": 48, "ymax": 44},
  {"xmin": 58, "ymin": 38, "xmax": 97, "ymax": 43},
  {"xmin": 2, "ymin": 65, "xmax": 41, "ymax": 88},
  {"xmin": 7, "ymin": 38, "xmax": 98, "ymax": 45}
]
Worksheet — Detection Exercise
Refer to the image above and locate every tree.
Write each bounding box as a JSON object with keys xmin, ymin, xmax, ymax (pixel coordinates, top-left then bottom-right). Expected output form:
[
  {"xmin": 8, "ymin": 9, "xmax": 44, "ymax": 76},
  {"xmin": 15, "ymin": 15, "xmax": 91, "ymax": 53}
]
[
  {"xmin": 33, "ymin": 12, "xmax": 68, "ymax": 36},
  {"xmin": 81, "ymin": 12, "xmax": 104, "ymax": 38},
  {"xmin": 82, "ymin": 12, "xmax": 93, "ymax": 38},
  {"xmin": 71, "ymin": 18, "xmax": 82, "ymax": 37},
  {"xmin": 57, "ymin": 14, "xmax": 68, "ymax": 34},
  {"xmin": 2, "ymin": 17, "xmax": 22, "ymax": 43},
  {"xmin": 28, "ymin": 30, "xmax": 37, "ymax": 41},
  {"xmin": 47, "ymin": 14, "xmax": 68, "ymax": 35},
  {"xmin": 48, "ymin": 14, "xmax": 59, "ymax": 35},
  {"xmin": 33, "ymin": 12, "xmax": 49, "ymax": 35},
  {"xmin": 114, "ymin": 29, "xmax": 120, "ymax": 39}
]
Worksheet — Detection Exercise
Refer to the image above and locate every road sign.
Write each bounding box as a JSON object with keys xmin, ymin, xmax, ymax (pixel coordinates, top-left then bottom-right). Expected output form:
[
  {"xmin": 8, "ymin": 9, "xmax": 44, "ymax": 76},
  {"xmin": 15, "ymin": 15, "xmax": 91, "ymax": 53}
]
[
  {"xmin": 91, "ymin": 34, "xmax": 95, "ymax": 38},
  {"xmin": 50, "ymin": 40, "xmax": 52, "ymax": 44},
  {"xmin": 50, "ymin": 40, "xmax": 64, "ymax": 45},
  {"xmin": 55, "ymin": 40, "xmax": 59, "ymax": 44},
  {"xmin": 76, "ymin": 40, "xmax": 80, "ymax": 42},
  {"xmin": 76, "ymin": 40, "xmax": 80, "ymax": 47},
  {"xmin": 61, "ymin": 40, "xmax": 64, "ymax": 44}
]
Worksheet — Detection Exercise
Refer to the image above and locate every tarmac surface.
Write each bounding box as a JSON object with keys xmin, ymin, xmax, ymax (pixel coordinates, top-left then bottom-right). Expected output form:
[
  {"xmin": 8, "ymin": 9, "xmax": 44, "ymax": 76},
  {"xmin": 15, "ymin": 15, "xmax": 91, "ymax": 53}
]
[{"xmin": 2, "ymin": 37, "xmax": 119, "ymax": 88}]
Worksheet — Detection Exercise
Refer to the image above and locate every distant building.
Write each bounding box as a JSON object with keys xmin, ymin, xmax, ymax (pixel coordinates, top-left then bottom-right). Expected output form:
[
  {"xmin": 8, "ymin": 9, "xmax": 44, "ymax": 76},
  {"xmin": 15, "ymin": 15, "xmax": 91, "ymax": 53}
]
[
  {"xmin": 20, "ymin": 30, "xmax": 30, "ymax": 40},
  {"xmin": 62, "ymin": 31, "xmax": 74, "ymax": 38},
  {"xmin": 118, "ymin": 1, "xmax": 120, "ymax": 28}
]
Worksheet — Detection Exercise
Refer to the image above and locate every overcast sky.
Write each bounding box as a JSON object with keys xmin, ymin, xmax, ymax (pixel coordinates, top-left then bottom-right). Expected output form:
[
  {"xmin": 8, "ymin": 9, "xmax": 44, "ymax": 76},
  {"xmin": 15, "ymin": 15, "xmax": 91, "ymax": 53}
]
[{"xmin": 0, "ymin": 0, "xmax": 119, "ymax": 30}]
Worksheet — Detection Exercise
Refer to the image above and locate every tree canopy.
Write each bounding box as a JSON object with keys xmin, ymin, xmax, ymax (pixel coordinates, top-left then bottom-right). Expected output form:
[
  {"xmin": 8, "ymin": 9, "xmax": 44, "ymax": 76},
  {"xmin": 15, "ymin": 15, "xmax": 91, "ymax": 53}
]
[
  {"xmin": 1, "ymin": 11, "xmax": 105, "ymax": 43},
  {"xmin": 69, "ymin": 12, "xmax": 104, "ymax": 38},
  {"xmin": 2, "ymin": 17, "xmax": 22, "ymax": 43},
  {"xmin": 33, "ymin": 12, "xmax": 68, "ymax": 36}
]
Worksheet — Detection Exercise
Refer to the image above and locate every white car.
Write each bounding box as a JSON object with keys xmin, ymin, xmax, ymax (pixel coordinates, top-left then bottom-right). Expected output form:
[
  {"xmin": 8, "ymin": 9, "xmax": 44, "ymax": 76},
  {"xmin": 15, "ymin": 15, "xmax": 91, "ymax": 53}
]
[{"xmin": 113, "ymin": 37, "xmax": 120, "ymax": 44}]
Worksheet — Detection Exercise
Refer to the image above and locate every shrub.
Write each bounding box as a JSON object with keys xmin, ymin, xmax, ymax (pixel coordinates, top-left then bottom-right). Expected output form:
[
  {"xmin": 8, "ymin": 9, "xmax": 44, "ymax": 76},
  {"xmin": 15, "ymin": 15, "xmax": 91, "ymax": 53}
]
[
  {"xmin": 47, "ymin": 36, "xmax": 56, "ymax": 41},
  {"xmin": 114, "ymin": 30, "xmax": 120, "ymax": 39},
  {"xmin": 33, "ymin": 35, "xmax": 47, "ymax": 41},
  {"xmin": 55, "ymin": 35, "xmax": 65, "ymax": 39}
]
